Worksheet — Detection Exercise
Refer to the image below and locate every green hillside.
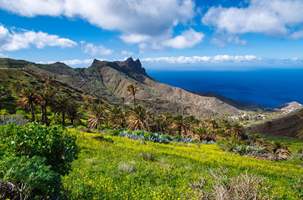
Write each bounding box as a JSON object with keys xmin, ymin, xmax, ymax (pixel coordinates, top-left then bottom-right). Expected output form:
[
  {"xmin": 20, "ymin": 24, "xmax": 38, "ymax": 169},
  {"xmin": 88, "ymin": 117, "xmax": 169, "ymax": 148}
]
[
  {"xmin": 1, "ymin": 57, "xmax": 303, "ymax": 199},
  {"xmin": 63, "ymin": 130, "xmax": 303, "ymax": 200}
]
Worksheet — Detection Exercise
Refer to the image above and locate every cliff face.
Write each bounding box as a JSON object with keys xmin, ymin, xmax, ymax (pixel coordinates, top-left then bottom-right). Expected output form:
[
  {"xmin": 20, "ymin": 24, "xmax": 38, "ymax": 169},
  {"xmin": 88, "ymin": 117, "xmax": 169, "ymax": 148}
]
[{"xmin": 0, "ymin": 57, "xmax": 242, "ymax": 118}]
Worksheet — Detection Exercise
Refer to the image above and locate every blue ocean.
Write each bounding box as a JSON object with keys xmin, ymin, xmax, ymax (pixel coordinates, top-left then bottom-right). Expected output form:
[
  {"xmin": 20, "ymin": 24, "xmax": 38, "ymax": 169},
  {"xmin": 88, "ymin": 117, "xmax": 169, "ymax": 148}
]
[{"xmin": 148, "ymin": 69, "xmax": 303, "ymax": 109}]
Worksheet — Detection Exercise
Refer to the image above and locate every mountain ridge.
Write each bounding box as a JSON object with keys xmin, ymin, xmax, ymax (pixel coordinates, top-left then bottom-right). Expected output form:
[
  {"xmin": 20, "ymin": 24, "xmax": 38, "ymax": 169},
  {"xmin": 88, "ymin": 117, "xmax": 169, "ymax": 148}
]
[{"xmin": 0, "ymin": 57, "xmax": 242, "ymax": 118}]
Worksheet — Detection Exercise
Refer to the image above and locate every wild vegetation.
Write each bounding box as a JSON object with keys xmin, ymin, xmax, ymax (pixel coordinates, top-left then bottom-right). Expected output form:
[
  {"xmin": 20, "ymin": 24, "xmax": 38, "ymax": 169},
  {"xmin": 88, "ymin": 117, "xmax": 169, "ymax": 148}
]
[
  {"xmin": 0, "ymin": 74, "xmax": 302, "ymax": 199},
  {"xmin": 0, "ymin": 123, "xmax": 77, "ymax": 199},
  {"xmin": 62, "ymin": 130, "xmax": 303, "ymax": 199}
]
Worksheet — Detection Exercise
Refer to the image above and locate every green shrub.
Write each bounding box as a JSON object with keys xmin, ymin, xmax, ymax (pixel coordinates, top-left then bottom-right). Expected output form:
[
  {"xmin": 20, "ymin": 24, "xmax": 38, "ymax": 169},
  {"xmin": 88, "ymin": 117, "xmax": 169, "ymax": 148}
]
[
  {"xmin": 0, "ymin": 155, "xmax": 60, "ymax": 200},
  {"xmin": 0, "ymin": 123, "xmax": 78, "ymax": 174}
]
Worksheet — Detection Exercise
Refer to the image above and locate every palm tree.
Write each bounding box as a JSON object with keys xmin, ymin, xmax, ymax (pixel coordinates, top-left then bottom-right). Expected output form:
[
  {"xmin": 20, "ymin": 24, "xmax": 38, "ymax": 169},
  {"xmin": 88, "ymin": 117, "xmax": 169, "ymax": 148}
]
[
  {"xmin": 127, "ymin": 105, "xmax": 149, "ymax": 130},
  {"xmin": 36, "ymin": 79, "xmax": 55, "ymax": 125},
  {"xmin": 109, "ymin": 105, "xmax": 127, "ymax": 129},
  {"xmin": 171, "ymin": 115, "xmax": 186, "ymax": 136},
  {"xmin": 82, "ymin": 94, "xmax": 97, "ymax": 110},
  {"xmin": 183, "ymin": 116, "xmax": 199, "ymax": 135},
  {"xmin": 127, "ymin": 84, "xmax": 137, "ymax": 108},
  {"xmin": 66, "ymin": 100, "xmax": 80, "ymax": 125},
  {"xmin": 18, "ymin": 86, "xmax": 37, "ymax": 121},
  {"xmin": 51, "ymin": 93, "xmax": 70, "ymax": 126},
  {"xmin": 88, "ymin": 103, "xmax": 108, "ymax": 129},
  {"xmin": 149, "ymin": 113, "xmax": 172, "ymax": 133}
]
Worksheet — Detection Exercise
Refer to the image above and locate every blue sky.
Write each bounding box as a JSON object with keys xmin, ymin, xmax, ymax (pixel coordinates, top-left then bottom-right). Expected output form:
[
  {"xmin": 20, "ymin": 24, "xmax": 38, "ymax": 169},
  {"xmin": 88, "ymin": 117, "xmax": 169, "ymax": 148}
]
[{"xmin": 0, "ymin": 0, "xmax": 303, "ymax": 69}]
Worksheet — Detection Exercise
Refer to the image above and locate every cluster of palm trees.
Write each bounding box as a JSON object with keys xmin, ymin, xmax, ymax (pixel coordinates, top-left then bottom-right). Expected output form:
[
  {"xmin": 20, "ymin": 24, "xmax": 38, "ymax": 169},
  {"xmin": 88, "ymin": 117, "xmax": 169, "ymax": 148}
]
[
  {"xmin": 14, "ymin": 80, "xmax": 243, "ymax": 140},
  {"xmin": 87, "ymin": 84, "xmax": 244, "ymax": 140},
  {"xmin": 17, "ymin": 79, "xmax": 79, "ymax": 125}
]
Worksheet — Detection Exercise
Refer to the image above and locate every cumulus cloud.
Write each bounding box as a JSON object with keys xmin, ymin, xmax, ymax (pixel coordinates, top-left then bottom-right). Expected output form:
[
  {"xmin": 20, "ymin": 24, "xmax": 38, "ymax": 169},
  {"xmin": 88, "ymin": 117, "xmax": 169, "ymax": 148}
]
[
  {"xmin": 135, "ymin": 28, "xmax": 204, "ymax": 51},
  {"xmin": 202, "ymin": 0, "xmax": 303, "ymax": 36},
  {"xmin": 142, "ymin": 55, "xmax": 258, "ymax": 64},
  {"xmin": 0, "ymin": 25, "xmax": 77, "ymax": 52},
  {"xmin": 0, "ymin": 0, "xmax": 63, "ymax": 16},
  {"xmin": 81, "ymin": 42, "xmax": 113, "ymax": 56},
  {"xmin": 0, "ymin": 0, "xmax": 194, "ymax": 37},
  {"xmin": 162, "ymin": 29, "xmax": 204, "ymax": 49}
]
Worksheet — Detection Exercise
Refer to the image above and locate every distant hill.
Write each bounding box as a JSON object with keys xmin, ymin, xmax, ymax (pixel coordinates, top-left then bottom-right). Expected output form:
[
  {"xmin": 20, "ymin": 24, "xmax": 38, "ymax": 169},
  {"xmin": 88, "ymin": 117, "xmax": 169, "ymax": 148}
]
[
  {"xmin": 0, "ymin": 57, "xmax": 242, "ymax": 118},
  {"xmin": 247, "ymin": 107, "xmax": 303, "ymax": 138}
]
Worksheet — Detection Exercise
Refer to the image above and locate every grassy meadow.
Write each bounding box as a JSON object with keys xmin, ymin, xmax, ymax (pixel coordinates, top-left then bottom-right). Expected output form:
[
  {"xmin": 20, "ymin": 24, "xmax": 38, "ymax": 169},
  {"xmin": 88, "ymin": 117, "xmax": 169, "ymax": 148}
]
[{"xmin": 63, "ymin": 130, "xmax": 303, "ymax": 200}]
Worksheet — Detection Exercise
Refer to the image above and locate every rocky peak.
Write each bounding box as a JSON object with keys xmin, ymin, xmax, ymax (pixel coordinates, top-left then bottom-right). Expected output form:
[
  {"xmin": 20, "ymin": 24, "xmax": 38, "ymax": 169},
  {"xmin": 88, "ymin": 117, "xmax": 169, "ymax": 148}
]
[
  {"xmin": 91, "ymin": 59, "xmax": 106, "ymax": 68},
  {"xmin": 38, "ymin": 61, "xmax": 76, "ymax": 75},
  {"xmin": 90, "ymin": 57, "xmax": 148, "ymax": 79},
  {"xmin": 117, "ymin": 57, "xmax": 147, "ymax": 76},
  {"xmin": 50, "ymin": 62, "xmax": 70, "ymax": 68}
]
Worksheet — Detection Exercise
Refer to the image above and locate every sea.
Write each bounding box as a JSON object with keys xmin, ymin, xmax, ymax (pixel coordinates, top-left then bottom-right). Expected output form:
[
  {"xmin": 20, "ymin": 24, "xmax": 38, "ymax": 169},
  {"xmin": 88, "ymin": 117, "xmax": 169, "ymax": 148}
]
[{"xmin": 148, "ymin": 68, "xmax": 303, "ymax": 109}]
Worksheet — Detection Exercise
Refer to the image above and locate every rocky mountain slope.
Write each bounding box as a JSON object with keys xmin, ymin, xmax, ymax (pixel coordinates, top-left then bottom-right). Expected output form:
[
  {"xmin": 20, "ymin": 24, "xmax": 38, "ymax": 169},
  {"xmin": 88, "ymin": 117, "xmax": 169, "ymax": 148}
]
[
  {"xmin": 247, "ymin": 107, "xmax": 303, "ymax": 138},
  {"xmin": 0, "ymin": 57, "xmax": 242, "ymax": 118}
]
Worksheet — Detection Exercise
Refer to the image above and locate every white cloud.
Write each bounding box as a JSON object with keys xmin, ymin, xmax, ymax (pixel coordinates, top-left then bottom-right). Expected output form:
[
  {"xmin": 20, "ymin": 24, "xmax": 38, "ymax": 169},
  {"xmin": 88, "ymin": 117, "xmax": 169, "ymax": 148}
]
[
  {"xmin": 0, "ymin": 25, "xmax": 77, "ymax": 52},
  {"xmin": 203, "ymin": 0, "xmax": 303, "ymax": 36},
  {"xmin": 60, "ymin": 58, "xmax": 93, "ymax": 66},
  {"xmin": 290, "ymin": 30, "xmax": 303, "ymax": 39},
  {"xmin": 120, "ymin": 34, "xmax": 151, "ymax": 44},
  {"xmin": 38, "ymin": 58, "xmax": 93, "ymax": 67},
  {"xmin": 0, "ymin": 1, "xmax": 200, "ymax": 50},
  {"xmin": 162, "ymin": 29, "xmax": 204, "ymax": 49},
  {"xmin": 81, "ymin": 42, "xmax": 113, "ymax": 56},
  {"xmin": 135, "ymin": 29, "xmax": 204, "ymax": 51},
  {"xmin": 121, "ymin": 50, "xmax": 134, "ymax": 57},
  {"xmin": 0, "ymin": 0, "xmax": 63, "ymax": 16},
  {"xmin": 0, "ymin": 0, "xmax": 195, "ymax": 37},
  {"xmin": 142, "ymin": 55, "xmax": 258, "ymax": 64},
  {"xmin": 211, "ymin": 34, "xmax": 247, "ymax": 47},
  {"xmin": 0, "ymin": 25, "xmax": 9, "ymax": 38}
]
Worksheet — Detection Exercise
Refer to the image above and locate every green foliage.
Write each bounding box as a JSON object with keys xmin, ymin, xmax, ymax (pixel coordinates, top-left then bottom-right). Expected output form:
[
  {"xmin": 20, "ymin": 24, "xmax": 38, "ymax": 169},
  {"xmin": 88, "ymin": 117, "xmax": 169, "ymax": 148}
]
[
  {"xmin": 62, "ymin": 130, "xmax": 303, "ymax": 199},
  {"xmin": 0, "ymin": 123, "xmax": 78, "ymax": 199},
  {"xmin": 0, "ymin": 155, "xmax": 60, "ymax": 200},
  {"xmin": 0, "ymin": 123, "xmax": 78, "ymax": 175}
]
